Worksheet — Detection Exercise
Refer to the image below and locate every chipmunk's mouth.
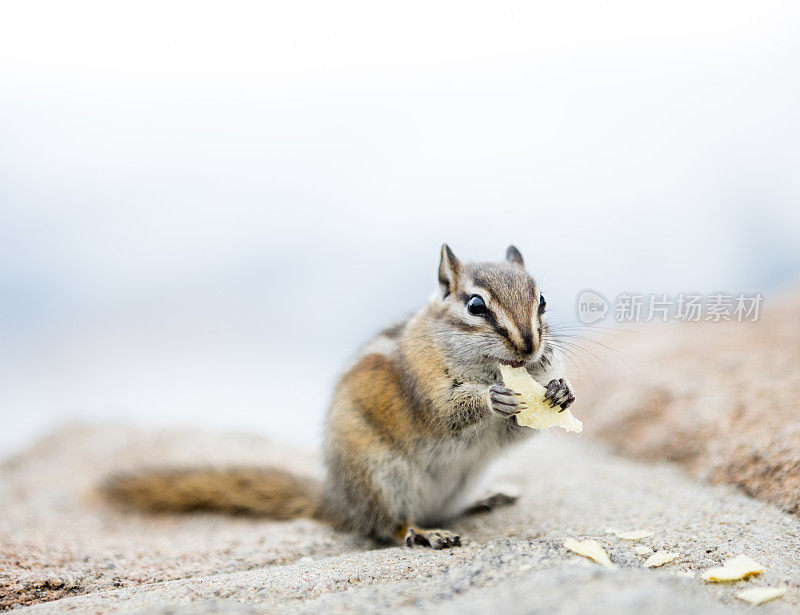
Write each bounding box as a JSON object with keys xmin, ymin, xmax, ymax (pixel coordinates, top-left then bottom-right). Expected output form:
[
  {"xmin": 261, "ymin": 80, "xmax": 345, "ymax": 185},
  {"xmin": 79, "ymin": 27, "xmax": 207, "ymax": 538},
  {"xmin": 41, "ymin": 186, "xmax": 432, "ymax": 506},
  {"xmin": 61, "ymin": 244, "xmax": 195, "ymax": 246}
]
[{"xmin": 498, "ymin": 358, "xmax": 526, "ymax": 368}]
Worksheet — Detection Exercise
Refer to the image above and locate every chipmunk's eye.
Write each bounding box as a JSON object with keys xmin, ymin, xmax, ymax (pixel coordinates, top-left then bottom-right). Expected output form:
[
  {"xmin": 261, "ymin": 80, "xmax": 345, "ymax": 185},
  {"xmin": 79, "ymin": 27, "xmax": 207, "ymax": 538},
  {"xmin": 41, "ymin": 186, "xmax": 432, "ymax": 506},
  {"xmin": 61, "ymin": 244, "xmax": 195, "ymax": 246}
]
[
  {"xmin": 538, "ymin": 294, "xmax": 546, "ymax": 315},
  {"xmin": 467, "ymin": 295, "xmax": 488, "ymax": 316}
]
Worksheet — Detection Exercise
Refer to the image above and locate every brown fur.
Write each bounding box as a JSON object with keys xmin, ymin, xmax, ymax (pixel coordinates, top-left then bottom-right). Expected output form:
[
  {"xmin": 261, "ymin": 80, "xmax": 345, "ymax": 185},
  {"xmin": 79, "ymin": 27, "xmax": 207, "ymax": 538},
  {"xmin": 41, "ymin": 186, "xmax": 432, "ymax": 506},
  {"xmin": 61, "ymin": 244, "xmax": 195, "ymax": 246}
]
[
  {"xmin": 101, "ymin": 467, "xmax": 322, "ymax": 519},
  {"xmin": 336, "ymin": 353, "xmax": 420, "ymax": 447}
]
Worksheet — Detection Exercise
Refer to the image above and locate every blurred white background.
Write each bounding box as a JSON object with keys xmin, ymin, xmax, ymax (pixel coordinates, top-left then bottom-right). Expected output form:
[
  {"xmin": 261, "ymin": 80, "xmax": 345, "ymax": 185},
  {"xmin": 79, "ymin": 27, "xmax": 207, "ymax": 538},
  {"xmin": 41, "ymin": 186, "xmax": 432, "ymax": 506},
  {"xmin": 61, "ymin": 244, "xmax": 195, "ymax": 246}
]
[{"xmin": 2, "ymin": 1, "xmax": 799, "ymax": 459}]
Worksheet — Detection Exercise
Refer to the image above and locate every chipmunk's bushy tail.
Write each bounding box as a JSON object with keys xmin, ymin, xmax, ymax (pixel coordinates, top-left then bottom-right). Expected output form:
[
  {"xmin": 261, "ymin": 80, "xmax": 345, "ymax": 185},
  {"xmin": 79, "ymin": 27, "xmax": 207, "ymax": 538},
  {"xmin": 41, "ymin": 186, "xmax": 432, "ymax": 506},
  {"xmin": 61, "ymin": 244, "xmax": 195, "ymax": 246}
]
[{"xmin": 100, "ymin": 467, "xmax": 323, "ymax": 520}]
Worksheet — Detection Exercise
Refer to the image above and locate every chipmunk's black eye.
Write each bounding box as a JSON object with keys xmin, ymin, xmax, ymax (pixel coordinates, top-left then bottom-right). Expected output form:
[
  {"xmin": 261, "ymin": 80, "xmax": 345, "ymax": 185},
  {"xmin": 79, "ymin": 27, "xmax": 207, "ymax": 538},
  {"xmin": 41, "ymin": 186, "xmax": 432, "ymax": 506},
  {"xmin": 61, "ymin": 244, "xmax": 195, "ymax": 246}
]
[
  {"xmin": 538, "ymin": 294, "xmax": 546, "ymax": 315},
  {"xmin": 467, "ymin": 295, "xmax": 488, "ymax": 316}
]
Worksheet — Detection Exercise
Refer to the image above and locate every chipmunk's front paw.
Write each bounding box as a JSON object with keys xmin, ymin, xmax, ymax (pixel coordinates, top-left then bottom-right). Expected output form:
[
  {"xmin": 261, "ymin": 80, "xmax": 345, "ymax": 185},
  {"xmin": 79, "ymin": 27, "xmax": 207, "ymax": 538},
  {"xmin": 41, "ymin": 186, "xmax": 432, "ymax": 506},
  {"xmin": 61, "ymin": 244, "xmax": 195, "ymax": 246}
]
[
  {"xmin": 488, "ymin": 384, "xmax": 525, "ymax": 418},
  {"xmin": 543, "ymin": 378, "xmax": 575, "ymax": 411},
  {"xmin": 404, "ymin": 527, "xmax": 461, "ymax": 549}
]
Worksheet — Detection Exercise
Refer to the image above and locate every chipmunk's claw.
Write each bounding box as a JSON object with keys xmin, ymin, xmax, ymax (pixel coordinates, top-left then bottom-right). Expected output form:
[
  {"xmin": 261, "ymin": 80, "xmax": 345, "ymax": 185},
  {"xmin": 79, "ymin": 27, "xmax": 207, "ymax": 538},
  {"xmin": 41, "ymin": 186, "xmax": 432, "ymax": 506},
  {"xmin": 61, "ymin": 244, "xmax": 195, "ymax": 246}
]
[
  {"xmin": 489, "ymin": 384, "xmax": 525, "ymax": 417},
  {"xmin": 544, "ymin": 378, "xmax": 575, "ymax": 412}
]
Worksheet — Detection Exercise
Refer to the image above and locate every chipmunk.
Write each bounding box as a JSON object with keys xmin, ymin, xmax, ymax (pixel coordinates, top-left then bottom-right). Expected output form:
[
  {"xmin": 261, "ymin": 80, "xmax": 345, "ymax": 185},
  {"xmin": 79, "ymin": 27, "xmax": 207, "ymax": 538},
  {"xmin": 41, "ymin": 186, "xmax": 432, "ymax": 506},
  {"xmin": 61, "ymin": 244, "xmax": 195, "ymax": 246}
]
[{"xmin": 102, "ymin": 245, "xmax": 575, "ymax": 549}]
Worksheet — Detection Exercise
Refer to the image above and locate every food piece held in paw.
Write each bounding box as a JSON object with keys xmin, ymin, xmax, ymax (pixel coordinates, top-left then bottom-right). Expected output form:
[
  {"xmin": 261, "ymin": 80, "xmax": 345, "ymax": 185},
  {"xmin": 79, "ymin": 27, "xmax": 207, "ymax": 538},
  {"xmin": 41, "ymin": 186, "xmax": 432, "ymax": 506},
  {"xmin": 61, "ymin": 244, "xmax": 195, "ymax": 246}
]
[
  {"xmin": 499, "ymin": 365, "xmax": 582, "ymax": 432},
  {"xmin": 644, "ymin": 551, "xmax": 679, "ymax": 568},
  {"xmin": 615, "ymin": 530, "xmax": 653, "ymax": 540},
  {"xmin": 564, "ymin": 538, "xmax": 615, "ymax": 568},
  {"xmin": 702, "ymin": 555, "xmax": 764, "ymax": 582},
  {"xmin": 736, "ymin": 587, "xmax": 787, "ymax": 605}
]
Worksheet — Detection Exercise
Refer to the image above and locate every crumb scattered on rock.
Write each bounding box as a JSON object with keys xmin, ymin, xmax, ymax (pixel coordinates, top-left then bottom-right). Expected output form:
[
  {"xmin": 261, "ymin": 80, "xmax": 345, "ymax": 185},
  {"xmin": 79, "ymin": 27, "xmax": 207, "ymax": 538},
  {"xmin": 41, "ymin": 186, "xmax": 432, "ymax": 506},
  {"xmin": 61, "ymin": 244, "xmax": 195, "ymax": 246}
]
[
  {"xmin": 736, "ymin": 587, "xmax": 787, "ymax": 605},
  {"xmin": 615, "ymin": 530, "xmax": 654, "ymax": 540},
  {"xmin": 644, "ymin": 552, "xmax": 679, "ymax": 568},
  {"xmin": 702, "ymin": 556, "xmax": 764, "ymax": 582},
  {"xmin": 564, "ymin": 539, "xmax": 615, "ymax": 568}
]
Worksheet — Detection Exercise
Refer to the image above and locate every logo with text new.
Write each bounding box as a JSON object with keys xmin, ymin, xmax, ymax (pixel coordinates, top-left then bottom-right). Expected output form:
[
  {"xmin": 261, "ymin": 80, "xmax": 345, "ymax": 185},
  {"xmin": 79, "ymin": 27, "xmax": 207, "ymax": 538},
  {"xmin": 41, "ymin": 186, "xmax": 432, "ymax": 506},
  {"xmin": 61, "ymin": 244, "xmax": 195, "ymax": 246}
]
[{"xmin": 576, "ymin": 289, "xmax": 609, "ymax": 324}]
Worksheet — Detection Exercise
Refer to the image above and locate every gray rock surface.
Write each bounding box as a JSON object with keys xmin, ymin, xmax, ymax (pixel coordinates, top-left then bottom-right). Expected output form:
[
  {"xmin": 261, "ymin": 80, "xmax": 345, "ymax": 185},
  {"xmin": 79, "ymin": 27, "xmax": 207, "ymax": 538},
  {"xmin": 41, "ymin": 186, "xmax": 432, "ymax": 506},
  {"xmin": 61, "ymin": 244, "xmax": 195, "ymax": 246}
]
[{"xmin": 2, "ymin": 426, "xmax": 799, "ymax": 613}]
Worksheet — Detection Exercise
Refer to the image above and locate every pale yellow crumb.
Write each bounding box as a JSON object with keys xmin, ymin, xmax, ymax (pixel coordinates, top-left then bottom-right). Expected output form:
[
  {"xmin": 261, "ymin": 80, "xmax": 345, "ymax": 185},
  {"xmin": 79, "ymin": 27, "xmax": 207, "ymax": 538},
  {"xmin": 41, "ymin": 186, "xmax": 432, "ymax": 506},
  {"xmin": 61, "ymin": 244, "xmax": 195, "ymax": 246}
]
[
  {"xmin": 499, "ymin": 365, "xmax": 582, "ymax": 433},
  {"xmin": 644, "ymin": 551, "xmax": 679, "ymax": 568},
  {"xmin": 564, "ymin": 539, "xmax": 615, "ymax": 568},
  {"xmin": 736, "ymin": 587, "xmax": 787, "ymax": 605},
  {"xmin": 633, "ymin": 545, "xmax": 654, "ymax": 555},
  {"xmin": 615, "ymin": 530, "xmax": 653, "ymax": 540},
  {"xmin": 702, "ymin": 555, "xmax": 764, "ymax": 582}
]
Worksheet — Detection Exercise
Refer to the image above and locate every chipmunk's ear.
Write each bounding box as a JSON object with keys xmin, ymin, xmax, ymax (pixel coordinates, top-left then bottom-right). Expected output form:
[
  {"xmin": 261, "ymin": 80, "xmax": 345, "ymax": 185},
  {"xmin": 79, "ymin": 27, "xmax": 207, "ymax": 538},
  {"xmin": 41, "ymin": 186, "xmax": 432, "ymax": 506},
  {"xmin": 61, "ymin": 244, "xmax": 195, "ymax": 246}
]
[
  {"xmin": 506, "ymin": 245, "xmax": 525, "ymax": 268},
  {"xmin": 438, "ymin": 244, "xmax": 462, "ymax": 298}
]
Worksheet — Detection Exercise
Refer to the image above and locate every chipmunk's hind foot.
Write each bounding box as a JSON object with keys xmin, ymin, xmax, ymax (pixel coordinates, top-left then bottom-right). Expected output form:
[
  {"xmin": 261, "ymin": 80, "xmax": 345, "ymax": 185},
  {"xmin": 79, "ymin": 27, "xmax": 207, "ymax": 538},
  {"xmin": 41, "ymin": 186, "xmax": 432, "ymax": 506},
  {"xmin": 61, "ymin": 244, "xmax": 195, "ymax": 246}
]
[
  {"xmin": 403, "ymin": 525, "xmax": 461, "ymax": 549},
  {"xmin": 463, "ymin": 492, "xmax": 519, "ymax": 515}
]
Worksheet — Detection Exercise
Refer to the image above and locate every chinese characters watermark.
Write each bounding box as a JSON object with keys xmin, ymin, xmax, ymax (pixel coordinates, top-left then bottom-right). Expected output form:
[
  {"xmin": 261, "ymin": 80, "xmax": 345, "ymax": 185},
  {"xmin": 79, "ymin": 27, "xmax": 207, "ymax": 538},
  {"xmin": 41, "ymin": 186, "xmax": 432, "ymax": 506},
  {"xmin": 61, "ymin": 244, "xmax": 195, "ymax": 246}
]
[{"xmin": 577, "ymin": 290, "xmax": 763, "ymax": 325}]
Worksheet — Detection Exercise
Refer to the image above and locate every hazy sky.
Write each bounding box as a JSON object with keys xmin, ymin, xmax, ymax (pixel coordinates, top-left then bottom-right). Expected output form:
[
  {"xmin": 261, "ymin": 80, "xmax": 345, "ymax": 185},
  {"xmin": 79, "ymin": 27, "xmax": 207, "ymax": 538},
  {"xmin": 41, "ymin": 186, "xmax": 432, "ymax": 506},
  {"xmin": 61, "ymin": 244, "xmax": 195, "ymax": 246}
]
[{"xmin": 2, "ymin": 1, "xmax": 799, "ymax": 458}]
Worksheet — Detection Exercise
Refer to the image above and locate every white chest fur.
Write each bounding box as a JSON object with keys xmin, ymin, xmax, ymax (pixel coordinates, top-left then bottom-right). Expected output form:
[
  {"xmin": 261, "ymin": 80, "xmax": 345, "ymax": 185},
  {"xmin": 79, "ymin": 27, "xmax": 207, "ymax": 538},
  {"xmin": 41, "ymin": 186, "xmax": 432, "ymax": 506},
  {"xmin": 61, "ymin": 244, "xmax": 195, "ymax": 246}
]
[{"xmin": 397, "ymin": 419, "xmax": 512, "ymax": 525}]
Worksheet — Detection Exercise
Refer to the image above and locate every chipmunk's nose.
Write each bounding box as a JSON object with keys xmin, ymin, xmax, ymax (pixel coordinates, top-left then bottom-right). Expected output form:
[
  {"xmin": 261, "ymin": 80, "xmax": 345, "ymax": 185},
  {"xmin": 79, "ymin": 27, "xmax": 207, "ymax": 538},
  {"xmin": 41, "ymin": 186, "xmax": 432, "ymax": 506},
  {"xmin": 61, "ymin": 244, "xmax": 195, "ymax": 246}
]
[
  {"xmin": 521, "ymin": 332, "xmax": 534, "ymax": 356},
  {"xmin": 505, "ymin": 323, "xmax": 539, "ymax": 358},
  {"xmin": 516, "ymin": 326, "xmax": 543, "ymax": 356},
  {"xmin": 519, "ymin": 328, "xmax": 541, "ymax": 357}
]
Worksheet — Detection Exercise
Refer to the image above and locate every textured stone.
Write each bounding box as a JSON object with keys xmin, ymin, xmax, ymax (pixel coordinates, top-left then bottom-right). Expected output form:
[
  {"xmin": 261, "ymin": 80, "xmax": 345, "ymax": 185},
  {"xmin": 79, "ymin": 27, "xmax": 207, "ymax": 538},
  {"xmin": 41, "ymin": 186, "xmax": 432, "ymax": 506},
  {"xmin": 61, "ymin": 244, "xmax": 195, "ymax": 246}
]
[{"xmin": 3, "ymin": 426, "xmax": 800, "ymax": 613}]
